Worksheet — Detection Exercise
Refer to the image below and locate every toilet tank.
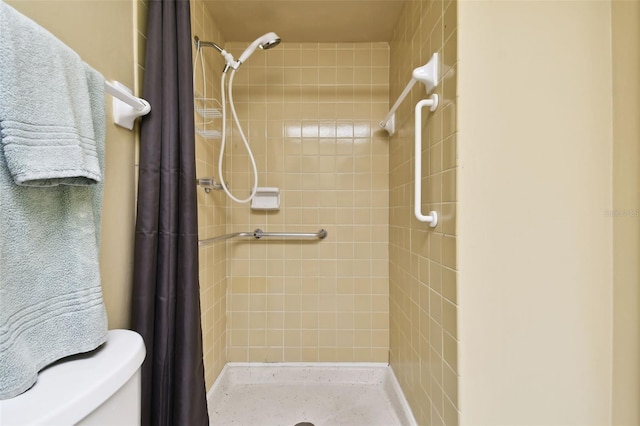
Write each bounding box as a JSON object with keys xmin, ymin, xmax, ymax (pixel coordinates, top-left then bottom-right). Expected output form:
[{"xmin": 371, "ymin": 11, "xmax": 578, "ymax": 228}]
[{"xmin": 0, "ymin": 329, "xmax": 146, "ymax": 426}]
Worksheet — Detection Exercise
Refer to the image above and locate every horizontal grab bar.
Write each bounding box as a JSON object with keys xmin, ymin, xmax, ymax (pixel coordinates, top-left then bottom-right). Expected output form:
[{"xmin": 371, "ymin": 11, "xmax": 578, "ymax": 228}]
[{"xmin": 198, "ymin": 228, "xmax": 328, "ymax": 246}]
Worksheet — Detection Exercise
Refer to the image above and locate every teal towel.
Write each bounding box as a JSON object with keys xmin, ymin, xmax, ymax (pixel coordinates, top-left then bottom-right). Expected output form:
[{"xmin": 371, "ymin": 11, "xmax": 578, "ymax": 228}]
[
  {"xmin": 0, "ymin": 1, "xmax": 108, "ymax": 399},
  {"xmin": 0, "ymin": 0, "xmax": 103, "ymax": 186}
]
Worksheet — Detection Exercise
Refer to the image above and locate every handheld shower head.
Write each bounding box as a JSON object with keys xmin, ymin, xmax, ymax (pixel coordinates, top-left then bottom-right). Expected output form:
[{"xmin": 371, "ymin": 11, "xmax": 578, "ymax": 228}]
[
  {"xmin": 258, "ymin": 32, "xmax": 281, "ymax": 50},
  {"xmin": 237, "ymin": 32, "xmax": 281, "ymax": 65}
]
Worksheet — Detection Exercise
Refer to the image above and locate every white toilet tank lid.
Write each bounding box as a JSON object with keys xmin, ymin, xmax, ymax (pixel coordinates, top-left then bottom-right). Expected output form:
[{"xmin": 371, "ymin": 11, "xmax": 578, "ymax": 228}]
[{"xmin": 0, "ymin": 329, "xmax": 146, "ymax": 426}]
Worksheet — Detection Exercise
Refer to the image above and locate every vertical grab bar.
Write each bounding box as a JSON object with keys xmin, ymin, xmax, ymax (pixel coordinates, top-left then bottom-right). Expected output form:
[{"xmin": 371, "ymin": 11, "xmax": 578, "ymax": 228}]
[{"xmin": 414, "ymin": 96, "xmax": 439, "ymax": 227}]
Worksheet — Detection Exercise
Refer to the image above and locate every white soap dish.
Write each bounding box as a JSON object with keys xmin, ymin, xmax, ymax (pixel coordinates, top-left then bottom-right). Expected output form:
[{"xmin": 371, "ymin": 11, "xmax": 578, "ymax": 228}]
[{"xmin": 251, "ymin": 187, "xmax": 280, "ymax": 210}]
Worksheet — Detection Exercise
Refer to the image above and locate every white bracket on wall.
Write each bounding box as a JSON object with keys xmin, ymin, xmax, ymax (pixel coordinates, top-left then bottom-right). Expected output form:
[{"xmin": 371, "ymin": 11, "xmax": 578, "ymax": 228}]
[
  {"xmin": 379, "ymin": 52, "xmax": 440, "ymax": 135},
  {"xmin": 104, "ymin": 81, "xmax": 151, "ymax": 130}
]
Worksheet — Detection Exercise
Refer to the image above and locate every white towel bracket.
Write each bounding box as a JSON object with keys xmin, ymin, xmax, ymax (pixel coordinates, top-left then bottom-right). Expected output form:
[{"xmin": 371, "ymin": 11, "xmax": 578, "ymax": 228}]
[{"xmin": 104, "ymin": 81, "xmax": 151, "ymax": 130}]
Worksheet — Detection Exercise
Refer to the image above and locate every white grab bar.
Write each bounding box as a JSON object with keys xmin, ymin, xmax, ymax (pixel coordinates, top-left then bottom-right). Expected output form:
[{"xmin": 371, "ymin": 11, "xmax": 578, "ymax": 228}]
[{"xmin": 414, "ymin": 96, "xmax": 439, "ymax": 227}]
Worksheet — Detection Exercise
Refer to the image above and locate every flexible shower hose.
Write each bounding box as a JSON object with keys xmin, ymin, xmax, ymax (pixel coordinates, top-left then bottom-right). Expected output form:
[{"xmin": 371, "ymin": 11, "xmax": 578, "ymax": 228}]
[{"xmin": 218, "ymin": 70, "xmax": 259, "ymax": 203}]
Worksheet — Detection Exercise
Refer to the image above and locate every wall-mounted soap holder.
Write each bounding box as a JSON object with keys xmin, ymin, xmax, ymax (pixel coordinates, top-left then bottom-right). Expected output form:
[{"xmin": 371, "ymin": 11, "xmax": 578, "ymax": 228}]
[{"xmin": 251, "ymin": 187, "xmax": 280, "ymax": 210}]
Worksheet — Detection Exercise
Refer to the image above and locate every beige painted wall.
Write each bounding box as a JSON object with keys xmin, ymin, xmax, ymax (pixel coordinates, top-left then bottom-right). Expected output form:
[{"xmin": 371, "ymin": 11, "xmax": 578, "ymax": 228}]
[
  {"xmin": 387, "ymin": 0, "xmax": 458, "ymax": 425},
  {"xmin": 612, "ymin": 1, "xmax": 640, "ymax": 424},
  {"xmin": 457, "ymin": 1, "xmax": 613, "ymax": 424},
  {"xmin": 8, "ymin": 0, "xmax": 138, "ymax": 330}
]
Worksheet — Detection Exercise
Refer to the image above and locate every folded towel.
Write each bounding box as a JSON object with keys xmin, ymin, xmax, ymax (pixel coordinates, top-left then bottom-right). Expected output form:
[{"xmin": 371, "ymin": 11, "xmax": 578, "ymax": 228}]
[
  {"xmin": 0, "ymin": 1, "xmax": 103, "ymax": 186},
  {"xmin": 0, "ymin": 2, "xmax": 108, "ymax": 399}
]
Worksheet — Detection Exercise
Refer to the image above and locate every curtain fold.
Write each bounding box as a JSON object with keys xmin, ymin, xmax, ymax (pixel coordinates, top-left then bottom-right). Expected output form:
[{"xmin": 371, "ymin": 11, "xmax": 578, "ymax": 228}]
[{"xmin": 131, "ymin": 0, "xmax": 208, "ymax": 425}]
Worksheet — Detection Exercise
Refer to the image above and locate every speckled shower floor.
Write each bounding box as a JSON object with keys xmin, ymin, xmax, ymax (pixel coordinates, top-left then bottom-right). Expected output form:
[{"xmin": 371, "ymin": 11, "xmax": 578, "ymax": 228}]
[{"xmin": 207, "ymin": 363, "xmax": 416, "ymax": 426}]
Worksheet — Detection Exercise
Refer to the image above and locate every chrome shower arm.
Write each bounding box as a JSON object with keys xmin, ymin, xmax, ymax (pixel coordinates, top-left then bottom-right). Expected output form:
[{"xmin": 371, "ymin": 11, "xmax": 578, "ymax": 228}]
[
  {"xmin": 193, "ymin": 35, "xmax": 238, "ymax": 71},
  {"xmin": 193, "ymin": 36, "xmax": 223, "ymax": 53}
]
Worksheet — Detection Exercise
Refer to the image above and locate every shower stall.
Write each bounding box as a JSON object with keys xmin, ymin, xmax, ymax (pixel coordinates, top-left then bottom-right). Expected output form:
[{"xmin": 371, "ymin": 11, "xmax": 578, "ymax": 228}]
[{"xmin": 191, "ymin": 1, "xmax": 452, "ymax": 421}]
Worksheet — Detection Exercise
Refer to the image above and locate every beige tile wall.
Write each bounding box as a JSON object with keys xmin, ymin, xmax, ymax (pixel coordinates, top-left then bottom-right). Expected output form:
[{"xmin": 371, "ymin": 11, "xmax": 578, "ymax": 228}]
[
  {"xmin": 388, "ymin": 0, "xmax": 458, "ymax": 425},
  {"xmin": 190, "ymin": 0, "xmax": 228, "ymax": 389},
  {"xmin": 223, "ymin": 42, "xmax": 390, "ymax": 363}
]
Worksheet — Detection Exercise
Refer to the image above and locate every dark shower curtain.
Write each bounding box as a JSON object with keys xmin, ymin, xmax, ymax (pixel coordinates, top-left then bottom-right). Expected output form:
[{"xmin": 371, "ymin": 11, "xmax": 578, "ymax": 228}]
[{"xmin": 131, "ymin": 0, "xmax": 209, "ymax": 425}]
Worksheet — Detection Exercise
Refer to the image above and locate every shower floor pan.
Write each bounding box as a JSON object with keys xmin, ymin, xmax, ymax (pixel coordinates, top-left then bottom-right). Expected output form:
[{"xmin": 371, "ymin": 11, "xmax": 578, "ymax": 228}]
[{"xmin": 207, "ymin": 363, "xmax": 417, "ymax": 426}]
